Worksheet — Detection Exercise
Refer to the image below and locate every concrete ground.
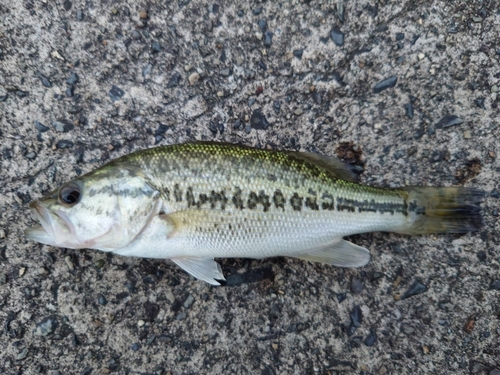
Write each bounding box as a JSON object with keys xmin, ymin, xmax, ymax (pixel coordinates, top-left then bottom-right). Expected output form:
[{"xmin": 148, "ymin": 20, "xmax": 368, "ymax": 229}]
[{"xmin": 0, "ymin": 0, "xmax": 499, "ymax": 374}]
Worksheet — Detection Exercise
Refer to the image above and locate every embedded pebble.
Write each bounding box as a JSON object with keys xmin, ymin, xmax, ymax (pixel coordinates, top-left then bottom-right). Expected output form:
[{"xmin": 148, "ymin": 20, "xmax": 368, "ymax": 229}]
[
  {"xmin": 490, "ymin": 280, "xmax": 500, "ymax": 290},
  {"xmin": 401, "ymin": 280, "xmax": 427, "ymax": 299},
  {"xmin": 250, "ymin": 110, "xmax": 269, "ymax": 130},
  {"xmin": 436, "ymin": 115, "xmax": 463, "ymax": 128},
  {"xmin": 38, "ymin": 73, "xmax": 52, "ymax": 88},
  {"xmin": 56, "ymin": 140, "xmax": 74, "ymax": 149},
  {"xmin": 293, "ymin": 49, "xmax": 303, "ymax": 59},
  {"xmin": 176, "ymin": 312, "xmax": 186, "ymax": 320},
  {"xmin": 351, "ymin": 278, "xmax": 364, "ymax": 294},
  {"xmin": 109, "ymin": 85, "xmax": 125, "ymax": 101},
  {"xmin": 183, "ymin": 294, "xmax": 195, "ymax": 308},
  {"xmin": 330, "ymin": 27, "xmax": 344, "ymax": 46},
  {"xmin": 364, "ymin": 330, "xmax": 377, "ymax": 346},
  {"xmin": 66, "ymin": 73, "xmax": 79, "ymax": 85},
  {"xmin": 264, "ymin": 31, "xmax": 273, "ymax": 47},
  {"xmin": 34, "ymin": 316, "xmax": 58, "ymax": 336},
  {"xmin": 373, "ymin": 76, "xmax": 398, "ymax": 93},
  {"xmin": 188, "ymin": 72, "xmax": 201, "ymax": 85},
  {"xmin": 52, "ymin": 119, "xmax": 74, "ymax": 132},
  {"xmin": 258, "ymin": 19, "xmax": 267, "ymax": 32},
  {"xmin": 167, "ymin": 72, "xmax": 181, "ymax": 88}
]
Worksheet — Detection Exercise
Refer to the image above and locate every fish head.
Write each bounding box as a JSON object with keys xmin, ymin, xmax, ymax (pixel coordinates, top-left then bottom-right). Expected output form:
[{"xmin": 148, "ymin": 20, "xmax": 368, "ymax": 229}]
[{"xmin": 25, "ymin": 167, "xmax": 161, "ymax": 250}]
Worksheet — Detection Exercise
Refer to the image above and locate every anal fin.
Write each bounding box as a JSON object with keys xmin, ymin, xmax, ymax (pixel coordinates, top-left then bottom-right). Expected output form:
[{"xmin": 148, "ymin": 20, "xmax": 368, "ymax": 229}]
[
  {"xmin": 171, "ymin": 257, "xmax": 226, "ymax": 285},
  {"xmin": 293, "ymin": 240, "xmax": 370, "ymax": 268}
]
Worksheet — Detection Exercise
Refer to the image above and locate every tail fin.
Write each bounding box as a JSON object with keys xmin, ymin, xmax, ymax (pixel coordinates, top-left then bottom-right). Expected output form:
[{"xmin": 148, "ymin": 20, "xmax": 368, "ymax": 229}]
[{"xmin": 398, "ymin": 187, "xmax": 484, "ymax": 235}]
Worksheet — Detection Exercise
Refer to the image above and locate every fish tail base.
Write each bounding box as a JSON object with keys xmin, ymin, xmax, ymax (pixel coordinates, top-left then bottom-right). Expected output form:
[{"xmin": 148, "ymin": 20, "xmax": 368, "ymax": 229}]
[{"xmin": 398, "ymin": 187, "xmax": 484, "ymax": 235}]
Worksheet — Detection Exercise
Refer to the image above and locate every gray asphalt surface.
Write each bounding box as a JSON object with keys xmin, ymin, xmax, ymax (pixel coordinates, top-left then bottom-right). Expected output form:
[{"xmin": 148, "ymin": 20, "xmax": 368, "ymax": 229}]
[{"xmin": 1, "ymin": 0, "xmax": 499, "ymax": 374}]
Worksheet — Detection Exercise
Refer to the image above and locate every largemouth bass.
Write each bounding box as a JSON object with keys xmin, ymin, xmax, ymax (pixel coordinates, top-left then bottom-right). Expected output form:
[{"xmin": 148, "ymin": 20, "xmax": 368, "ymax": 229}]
[{"xmin": 25, "ymin": 142, "xmax": 484, "ymax": 285}]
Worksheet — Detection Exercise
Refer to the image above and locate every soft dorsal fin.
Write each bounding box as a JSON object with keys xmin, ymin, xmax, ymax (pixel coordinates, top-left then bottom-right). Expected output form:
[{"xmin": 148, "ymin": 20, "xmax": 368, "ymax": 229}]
[{"xmin": 287, "ymin": 151, "xmax": 359, "ymax": 182}]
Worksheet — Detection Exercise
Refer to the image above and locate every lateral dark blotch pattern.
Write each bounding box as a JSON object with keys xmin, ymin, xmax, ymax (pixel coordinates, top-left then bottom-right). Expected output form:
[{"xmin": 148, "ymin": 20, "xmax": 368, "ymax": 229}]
[
  {"xmin": 290, "ymin": 192, "xmax": 303, "ymax": 211},
  {"xmin": 337, "ymin": 197, "xmax": 407, "ymax": 215},
  {"xmin": 305, "ymin": 197, "xmax": 319, "ymax": 211},
  {"xmin": 321, "ymin": 192, "xmax": 335, "ymax": 210},
  {"xmin": 210, "ymin": 190, "xmax": 228, "ymax": 210},
  {"xmin": 273, "ymin": 190, "xmax": 286, "ymax": 211},
  {"xmin": 232, "ymin": 187, "xmax": 244, "ymax": 209},
  {"xmin": 173, "ymin": 184, "xmax": 182, "ymax": 202}
]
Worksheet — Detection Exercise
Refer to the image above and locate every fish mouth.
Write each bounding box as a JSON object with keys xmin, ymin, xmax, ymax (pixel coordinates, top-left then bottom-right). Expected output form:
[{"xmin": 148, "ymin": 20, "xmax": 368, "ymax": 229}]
[{"xmin": 25, "ymin": 201, "xmax": 75, "ymax": 247}]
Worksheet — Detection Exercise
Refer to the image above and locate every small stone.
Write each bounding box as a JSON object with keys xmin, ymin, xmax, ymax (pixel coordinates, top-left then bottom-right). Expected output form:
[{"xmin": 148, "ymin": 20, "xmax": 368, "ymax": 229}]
[
  {"xmin": 293, "ymin": 49, "xmax": 303, "ymax": 59},
  {"xmin": 26, "ymin": 152, "xmax": 36, "ymax": 159},
  {"xmin": 404, "ymin": 102, "xmax": 414, "ymax": 119},
  {"xmin": 38, "ymin": 73, "xmax": 52, "ymax": 88},
  {"xmin": 183, "ymin": 294, "xmax": 195, "ymax": 308},
  {"xmin": 110, "ymin": 7, "xmax": 118, "ymax": 15},
  {"xmin": 151, "ymin": 41, "xmax": 162, "ymax": 53},
  {"xmin": 463, "ymin": 130, "xmax": 472, "ymax": 139},
  {"xmin": 294, "ymin": 108, "xmax": 304, "ymax": 116},
  {"xmin": 418, "ymin": 53, "xmax": 425, "ymax": 60},
  {"xmin": 176, "ymin": 312, "xmax": 186, "ymax": 321},
  {"xmin": 363, "ymin": 330, "xmax": 377, "ymax": 346},
  {"xmin": 472, "ymin": 16, "xmax": 482, "ymax": 23},
  {"xmin": 258, "ymin": 19, "xmax": 267, "ymax": 32},
  {"xmin": 52, "ymin": 119, "xmax": 74, "ymax": 132},
  {"xmin": 16, "ymin": 348, "xmax": 29, "ymax": 360},
  {"xmin": 330, "ymin": 27, "xmax": 344, "ymax": 46},
  {"xmin": 188, "ymin": 72, "xmax": 200, "ymax": 85},
  {"xmin": 65, "ymin": 255, "xmax": 74, "ymax": 270},
  {"xmin": 66, "ymin": 73, "xmax": 79, "ymax": 85},
  {"xmin": 347, "ymin": 305, "xmax": 362, "ymax": 336},
  {"xmin": 109, "ymin": 85, "xmax": 125, "ymax": 101},
  {"xmin": 19, "ymin": 267, "xmax": 26, "ymax": 277},
  {"xmin": 401, "ymin": 324, "xmax": 414, "ymax": 335},
  {"xmin": 38, "ymin": 267, "xmax": 49, "ymax": 275},
  {"xmin": 167, "ymin": 72, "xmax": 181, "ymax": 88},
  {"xmin": 271, "ymin": 343, "xmax": 278, "ymax": 350},
  {"xmin": 63, "ymin": 0, "xmax": 72, "ymax": 11},
  {"xmin": 252, "ymin": 7, "xmax": 262, "ymax": 15},
  {"xmin": 490, "ymin": 280, "xmax": 500, "ymax": 290},
  {"xmin": 490, "ymin": 189, "xmax": 500, "ymax": 198},
  {"xmin": 65, "ymin": 85, "xmax": 75, "ymax": 97},
  {"xmin": 396, "ymin": 32, "xmax": 405, "ymax": 41},
  {"xmin": 436, "ymin": 115, "xmax": 463, "ymax": 128},
  {"xmin": 131, "ymin": 343, "xmax": 140, "ymax": 351},
  {"xmin": 98, "ymin": 295, "xmax": 107, "ymax": 305},
  {"xmin": 422, "ymin": 345, "xmax": 430, "ymax": 354},
  {"xmin": 137, "ymin": 319, "xmax": 145, "ymax": 327},
  {"xmin": 351, "ymin": 277, "xmax": 364, "ymax": 294},
  {"xmin": 264, "ymin": 31, "xmax": 273, "ymax": 47},
  {"xmin": 34, "ymin": 316, "xmax": 58, "ymax": 336},
  {"xmin": 337, "ymin": 1, "xmax": 345, "ymax": 22},
  {"xmin": 491, "ymin": 85, "xmax": 499, "ymax": 93},
  {"xmin": 401, "ymin": 280, "xmax": 427, "ymax": 299},
  {"xmin": 56, "ymin": 140, "xmax": 74, "ymax": 149},
  {"xmin": 373, "ymin": 76, "xmax": 398, "ymax": 93},
  {"xmin": 139, "ymin": 11, "xmax": 148, "ymax": 19},
  {"xmin": 250, "ymin": 110, "xmax": 269, "ymax": 130}
]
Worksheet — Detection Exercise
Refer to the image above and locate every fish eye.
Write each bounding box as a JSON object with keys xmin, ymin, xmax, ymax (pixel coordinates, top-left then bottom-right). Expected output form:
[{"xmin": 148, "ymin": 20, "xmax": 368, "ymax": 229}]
[{"xmin": 59, "ymin": 182, "xmax": 82, "ymax": 205}]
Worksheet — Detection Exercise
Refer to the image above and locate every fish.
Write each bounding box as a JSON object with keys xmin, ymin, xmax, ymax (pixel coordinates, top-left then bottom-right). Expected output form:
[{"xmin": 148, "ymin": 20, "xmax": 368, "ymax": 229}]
[{"xmin": 25, "ymin": 142, "xmax": 484, "ymax": 285}]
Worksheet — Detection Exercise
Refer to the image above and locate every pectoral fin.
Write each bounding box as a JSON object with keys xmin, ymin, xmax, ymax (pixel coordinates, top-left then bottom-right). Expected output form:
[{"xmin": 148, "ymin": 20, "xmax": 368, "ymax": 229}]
[
  {"xmin": 171, "ymin": 257, "xmax": 226, "ymax": 285},
  {"xmin": 293, "ymin": 240, "xmax": 370, "ymax": 268}
]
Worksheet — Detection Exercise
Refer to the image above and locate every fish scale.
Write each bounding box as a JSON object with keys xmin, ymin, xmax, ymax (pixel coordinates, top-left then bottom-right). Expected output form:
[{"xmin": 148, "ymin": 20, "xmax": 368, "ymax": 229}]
[{"xmin": 26, "ymin": 142, "xmax": 484, "ymax": 285}]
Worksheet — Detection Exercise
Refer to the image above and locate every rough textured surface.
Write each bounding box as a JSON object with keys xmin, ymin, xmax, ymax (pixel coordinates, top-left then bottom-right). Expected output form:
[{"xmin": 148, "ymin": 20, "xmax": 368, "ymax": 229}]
[{"xmin": 0, "ymin": 0, "xmax": 499, "ymax": 374}]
